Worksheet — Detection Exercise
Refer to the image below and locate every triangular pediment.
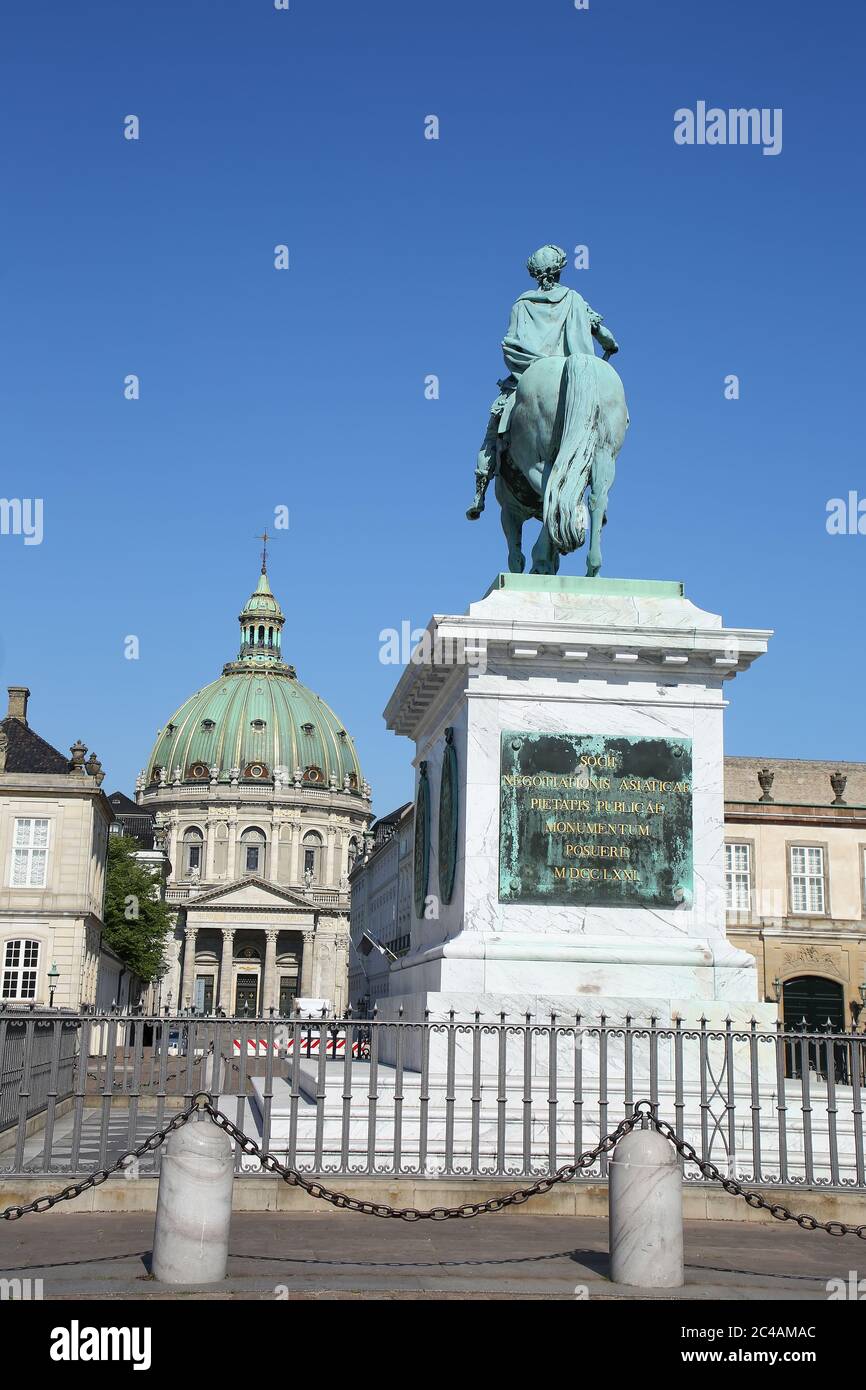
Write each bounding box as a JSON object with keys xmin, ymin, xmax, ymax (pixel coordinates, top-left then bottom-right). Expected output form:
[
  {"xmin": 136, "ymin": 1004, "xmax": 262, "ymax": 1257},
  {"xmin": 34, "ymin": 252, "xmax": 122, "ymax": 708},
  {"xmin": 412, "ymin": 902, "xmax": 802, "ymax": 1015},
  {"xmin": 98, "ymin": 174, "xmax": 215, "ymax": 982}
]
[{"xmin": 185, "ymin": 877, "xmax": 314, "ymax": 910}]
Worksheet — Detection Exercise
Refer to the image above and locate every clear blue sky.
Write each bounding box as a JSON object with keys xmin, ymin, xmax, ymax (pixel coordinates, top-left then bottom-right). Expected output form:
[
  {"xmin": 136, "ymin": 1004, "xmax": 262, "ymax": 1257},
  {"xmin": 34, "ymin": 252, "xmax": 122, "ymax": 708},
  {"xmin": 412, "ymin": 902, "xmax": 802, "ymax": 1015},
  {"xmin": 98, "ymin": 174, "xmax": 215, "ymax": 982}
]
[{"xmin": 1, "ymin": 0, "xmax": 863, "ymax": 816}]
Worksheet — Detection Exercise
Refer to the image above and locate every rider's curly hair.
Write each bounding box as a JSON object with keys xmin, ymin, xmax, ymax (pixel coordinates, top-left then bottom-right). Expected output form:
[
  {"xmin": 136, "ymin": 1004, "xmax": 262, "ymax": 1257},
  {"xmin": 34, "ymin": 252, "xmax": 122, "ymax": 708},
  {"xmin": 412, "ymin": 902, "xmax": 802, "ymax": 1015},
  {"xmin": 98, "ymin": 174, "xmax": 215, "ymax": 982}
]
[{"xmin": 526, "ymin": 244, "xmax": 568, "ymax": 290}]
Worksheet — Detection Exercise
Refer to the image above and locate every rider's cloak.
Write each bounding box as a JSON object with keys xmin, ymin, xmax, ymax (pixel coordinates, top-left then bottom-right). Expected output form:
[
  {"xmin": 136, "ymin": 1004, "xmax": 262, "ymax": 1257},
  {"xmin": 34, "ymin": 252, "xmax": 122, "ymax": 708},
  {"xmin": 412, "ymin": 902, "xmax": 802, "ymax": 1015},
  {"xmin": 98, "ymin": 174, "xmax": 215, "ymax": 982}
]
[{"xmin": 501, "ymin": 285, "xmax": 596, "ymax": 377}]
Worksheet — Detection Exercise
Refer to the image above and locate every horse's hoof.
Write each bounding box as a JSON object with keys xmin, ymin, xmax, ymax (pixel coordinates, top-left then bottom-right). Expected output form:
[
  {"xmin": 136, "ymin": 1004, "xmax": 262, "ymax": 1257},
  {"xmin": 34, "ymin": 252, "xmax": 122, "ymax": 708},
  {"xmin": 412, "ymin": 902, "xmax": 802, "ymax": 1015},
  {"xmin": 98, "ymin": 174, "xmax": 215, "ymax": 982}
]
[{"xmin": 466, "ymin": 507, "xmax": 482, "ymax": 521}]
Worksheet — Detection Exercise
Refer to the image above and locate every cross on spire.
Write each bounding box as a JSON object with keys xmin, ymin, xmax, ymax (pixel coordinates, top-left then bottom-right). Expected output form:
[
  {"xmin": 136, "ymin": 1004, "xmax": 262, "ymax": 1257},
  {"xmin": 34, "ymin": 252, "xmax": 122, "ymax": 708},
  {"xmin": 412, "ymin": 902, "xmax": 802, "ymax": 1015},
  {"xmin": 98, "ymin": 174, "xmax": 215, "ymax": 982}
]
[{"xmin": 255, "ymin": 529, "xmax": 270, "ymax": 574}]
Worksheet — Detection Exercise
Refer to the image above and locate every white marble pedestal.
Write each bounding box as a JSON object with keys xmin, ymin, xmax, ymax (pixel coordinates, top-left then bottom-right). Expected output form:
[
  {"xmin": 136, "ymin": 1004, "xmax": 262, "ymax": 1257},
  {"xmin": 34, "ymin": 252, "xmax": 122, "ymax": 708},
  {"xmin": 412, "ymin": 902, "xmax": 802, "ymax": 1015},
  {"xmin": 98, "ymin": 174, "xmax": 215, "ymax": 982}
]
[{"xmin": 378, "ymin": 575, "xmax": 777, "ymax": 1036}]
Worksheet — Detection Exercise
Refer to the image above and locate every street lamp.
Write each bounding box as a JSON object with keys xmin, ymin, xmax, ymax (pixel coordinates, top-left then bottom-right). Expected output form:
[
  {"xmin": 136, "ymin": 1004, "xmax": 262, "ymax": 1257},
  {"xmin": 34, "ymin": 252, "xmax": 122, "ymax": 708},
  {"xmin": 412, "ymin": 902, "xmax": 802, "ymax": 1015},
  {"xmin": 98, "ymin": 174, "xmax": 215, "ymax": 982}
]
[
  {"xmin": 771, "ymin": 977, "xmax": 782, "ymax": 1004},
  {"xmin": 47, "ymin": 961, "xmax": 60, "ymax": 1008}
]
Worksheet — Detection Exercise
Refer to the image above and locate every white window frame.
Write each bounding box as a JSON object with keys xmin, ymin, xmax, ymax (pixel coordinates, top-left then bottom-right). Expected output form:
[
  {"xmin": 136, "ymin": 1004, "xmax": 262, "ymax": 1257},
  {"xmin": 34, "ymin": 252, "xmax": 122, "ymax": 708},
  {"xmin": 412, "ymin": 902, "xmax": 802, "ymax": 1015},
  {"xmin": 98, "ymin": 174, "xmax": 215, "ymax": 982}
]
[
  {"xmin": 724, "ymin": 842, "xmax": 752, "ymax": 912},
  {"xmin": 10, "ymin": 818, "xmax": 50, "ymax": 889},
  {"xmin": 2, "ymin": 938, "xmax": 41, "ymax": 1001},
  {"xmin": 790, "ymin": 844, "xmax": 826, "ymax": 915}
]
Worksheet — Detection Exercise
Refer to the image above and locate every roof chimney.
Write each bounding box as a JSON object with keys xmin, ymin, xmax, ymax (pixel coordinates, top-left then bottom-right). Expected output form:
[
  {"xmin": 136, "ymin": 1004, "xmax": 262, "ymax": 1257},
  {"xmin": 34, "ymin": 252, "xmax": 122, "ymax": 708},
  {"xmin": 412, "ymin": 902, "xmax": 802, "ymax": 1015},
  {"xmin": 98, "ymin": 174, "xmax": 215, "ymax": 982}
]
[{"xmin": 6, "ymin": 686, "xmax": 30, "ymax": 724}]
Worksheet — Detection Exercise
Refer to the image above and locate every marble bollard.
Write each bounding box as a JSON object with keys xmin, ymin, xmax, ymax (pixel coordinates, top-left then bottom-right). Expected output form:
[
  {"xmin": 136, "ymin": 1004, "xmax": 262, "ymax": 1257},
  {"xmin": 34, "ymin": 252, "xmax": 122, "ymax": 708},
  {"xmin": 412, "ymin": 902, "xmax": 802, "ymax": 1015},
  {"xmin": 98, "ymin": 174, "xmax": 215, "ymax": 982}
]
[
  {"xmin": 608, "ymin": 1126, "xmax": 683, "ymax": 1288},
  {"xmin": 151, "ymin": 1114, "xmax": 234, "ymax": 1284}
]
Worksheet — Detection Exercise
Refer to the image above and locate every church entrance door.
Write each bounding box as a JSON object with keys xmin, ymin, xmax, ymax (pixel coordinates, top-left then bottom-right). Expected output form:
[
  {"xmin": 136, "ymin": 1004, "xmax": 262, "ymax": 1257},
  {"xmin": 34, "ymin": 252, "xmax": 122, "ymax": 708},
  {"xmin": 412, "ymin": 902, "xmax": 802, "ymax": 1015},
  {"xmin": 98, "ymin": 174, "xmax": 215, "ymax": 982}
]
[{"xmin": 235, "ymin": 973, "xmax": 259, "ymax": 1014}]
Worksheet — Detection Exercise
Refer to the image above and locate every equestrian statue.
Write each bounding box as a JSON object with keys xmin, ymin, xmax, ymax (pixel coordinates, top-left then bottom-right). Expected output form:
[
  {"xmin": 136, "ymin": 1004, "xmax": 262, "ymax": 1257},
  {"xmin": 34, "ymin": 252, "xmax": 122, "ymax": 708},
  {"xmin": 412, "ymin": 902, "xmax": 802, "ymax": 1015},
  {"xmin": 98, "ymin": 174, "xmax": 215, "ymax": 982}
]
[{"xmin": 466, "ymin": 244, "xmax": 629, "ymax": 576}]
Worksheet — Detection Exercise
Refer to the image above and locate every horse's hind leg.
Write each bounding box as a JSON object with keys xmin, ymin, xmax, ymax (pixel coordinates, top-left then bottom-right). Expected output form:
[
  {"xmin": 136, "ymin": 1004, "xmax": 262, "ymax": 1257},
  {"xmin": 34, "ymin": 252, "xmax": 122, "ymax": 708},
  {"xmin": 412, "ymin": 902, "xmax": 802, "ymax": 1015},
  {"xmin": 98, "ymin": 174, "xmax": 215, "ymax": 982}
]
[
  {"xmin": 586, "ymin": 450, "xmax": 616, "ymax": 577},
  {"xmin": 530, "ymin": 522, "xmax": 560, "ymax": 575},
  {"xmin": 496, "ymin": 477, "xmax": 526, "ymax": 573}
]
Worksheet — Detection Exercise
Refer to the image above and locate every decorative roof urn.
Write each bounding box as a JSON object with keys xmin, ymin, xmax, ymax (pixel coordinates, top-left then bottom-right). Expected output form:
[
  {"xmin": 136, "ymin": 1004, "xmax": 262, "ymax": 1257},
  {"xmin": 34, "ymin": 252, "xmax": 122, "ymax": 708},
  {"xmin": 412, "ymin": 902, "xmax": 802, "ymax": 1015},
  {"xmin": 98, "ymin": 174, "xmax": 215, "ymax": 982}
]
[
  {"xmin": 830, "ymin": 771, "xmax": 848, "ymax": 806},
  {"xmin": 757, "ymin": 767, "xmax": 775, "ymax": 803}
]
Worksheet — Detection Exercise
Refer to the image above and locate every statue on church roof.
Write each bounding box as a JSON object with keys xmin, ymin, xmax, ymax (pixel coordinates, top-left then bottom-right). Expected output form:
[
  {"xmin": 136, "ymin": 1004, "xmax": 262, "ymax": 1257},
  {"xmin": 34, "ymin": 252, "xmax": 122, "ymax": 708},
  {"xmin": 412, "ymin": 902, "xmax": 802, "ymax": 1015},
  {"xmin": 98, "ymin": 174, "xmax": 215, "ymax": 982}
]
[{"xmin": 467, "ymin": 244, "xmax": 629, "ymax": 577}]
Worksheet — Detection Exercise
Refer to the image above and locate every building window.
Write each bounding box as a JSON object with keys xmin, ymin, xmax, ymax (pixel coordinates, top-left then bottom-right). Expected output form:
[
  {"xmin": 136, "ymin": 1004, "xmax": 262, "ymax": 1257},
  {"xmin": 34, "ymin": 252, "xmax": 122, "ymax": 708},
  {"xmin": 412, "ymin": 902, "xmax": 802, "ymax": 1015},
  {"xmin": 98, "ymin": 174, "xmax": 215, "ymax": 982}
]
[
  {"xmin": 241, "ymin": 827, "xmax": 266, "ymax": 875},
  {"xmin": 725, "ymin": 842, "xmax": 752, "ymax": 911},
  {"xmin": 302, "ymin": 831, "xmax": 323, "ymax": 884},
  {"xmin": 2, "ymin": 938, "xmax": 40, "ymax": 1000},
  {"xmin": 790, "ymin": 845, "xmax": 826, "ymax": 914},
  {"xmin": 11, "ymin": 818, "xmax": 50, "ymax": 888},
  {"xmin": 183, "ymin": 827, "xmax": 204, "ymax": 878}
]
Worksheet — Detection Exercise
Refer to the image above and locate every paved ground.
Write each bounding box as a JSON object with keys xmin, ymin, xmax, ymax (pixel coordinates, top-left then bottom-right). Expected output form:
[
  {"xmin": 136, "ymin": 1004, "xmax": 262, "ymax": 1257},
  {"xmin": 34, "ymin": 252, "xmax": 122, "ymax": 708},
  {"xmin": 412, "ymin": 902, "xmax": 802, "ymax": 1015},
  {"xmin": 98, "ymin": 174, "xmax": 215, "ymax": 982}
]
[{"xmin": 0, "ymin": 1211, "xmax": 858, "ymax": 1299}]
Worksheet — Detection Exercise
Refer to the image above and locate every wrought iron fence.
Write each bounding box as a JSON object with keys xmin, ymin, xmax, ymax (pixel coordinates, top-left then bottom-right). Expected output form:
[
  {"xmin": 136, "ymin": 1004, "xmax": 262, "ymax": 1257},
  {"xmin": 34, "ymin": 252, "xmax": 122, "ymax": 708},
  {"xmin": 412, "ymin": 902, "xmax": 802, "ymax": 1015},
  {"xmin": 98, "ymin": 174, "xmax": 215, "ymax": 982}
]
[
  {"xmin": 1, "ymin": 1007, "xmax": 865, "ymax": 1191},
  {"xmin": 0, "ymin": 1012, "xmax": 79, "ymax": 1135}
]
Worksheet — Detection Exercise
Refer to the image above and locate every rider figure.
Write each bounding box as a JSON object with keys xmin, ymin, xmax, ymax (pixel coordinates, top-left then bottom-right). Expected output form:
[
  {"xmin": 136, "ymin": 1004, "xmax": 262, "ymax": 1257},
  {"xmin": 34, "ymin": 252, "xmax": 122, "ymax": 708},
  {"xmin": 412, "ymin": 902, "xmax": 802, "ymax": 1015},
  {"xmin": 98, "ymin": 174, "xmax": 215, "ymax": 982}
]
[{"xmin": 466, "ymin": 245, "xmax": 620, "ymax": 519}]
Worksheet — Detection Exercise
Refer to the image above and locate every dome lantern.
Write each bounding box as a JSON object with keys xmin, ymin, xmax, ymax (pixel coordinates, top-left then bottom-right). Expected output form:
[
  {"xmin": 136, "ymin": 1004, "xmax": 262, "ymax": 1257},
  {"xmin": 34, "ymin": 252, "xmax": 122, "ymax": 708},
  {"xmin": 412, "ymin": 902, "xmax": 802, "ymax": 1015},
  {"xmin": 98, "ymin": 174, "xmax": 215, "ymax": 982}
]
[
  {"xmin": 236, "ymin": 564, "xmax": 288, "ymax": 670},
  {"xmin": 143, "ymin": 558, "xmax": 366, "ymax": 797}
]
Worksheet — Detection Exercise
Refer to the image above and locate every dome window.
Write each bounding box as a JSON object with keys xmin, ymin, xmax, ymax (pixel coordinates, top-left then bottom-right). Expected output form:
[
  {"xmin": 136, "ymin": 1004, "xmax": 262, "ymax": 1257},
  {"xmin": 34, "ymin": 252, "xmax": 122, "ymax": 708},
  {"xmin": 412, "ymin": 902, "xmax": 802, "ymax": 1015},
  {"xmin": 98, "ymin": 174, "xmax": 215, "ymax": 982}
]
[
  {"xmin": 303, "ymin": 765, "xmax": 324, "ymax": 784},
  {"xmin": 166, "ymin": 723, "xmax": 176, "ymax": 734},
  {"xmin": 243, "ymin": 762, "xmax": 269, "ymax": 781},
  {"xmin": 301, "ymin": 722, "xmax": 314, "ymax": 735},
  {"xmin": 201, "ymin": 718, "xmax": 216, "ymax": 731},
  {"xmin": 337, "ymin": 729, "xmax": 347, "ymax": 740},
  {"xmin": 347, "ymin": 772, "xmax": 359, "ymax": 790},
  {"xmin": 150, "ymin": 766, "xmax": 162, "ymax": 785},
  {"xmin": 250, "ymin": 719, "xmax": 267, "ymax": 731},
  {"xmin": 188, "ymin": 763, "xmax": 209, "ymax": 781}
]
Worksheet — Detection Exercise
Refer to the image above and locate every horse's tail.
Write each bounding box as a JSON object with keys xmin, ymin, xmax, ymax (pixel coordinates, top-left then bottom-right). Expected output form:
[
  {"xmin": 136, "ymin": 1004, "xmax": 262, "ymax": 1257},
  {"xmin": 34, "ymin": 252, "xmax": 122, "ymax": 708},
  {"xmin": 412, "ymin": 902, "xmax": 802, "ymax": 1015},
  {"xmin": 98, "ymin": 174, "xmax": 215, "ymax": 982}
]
[{"xmin": 543, "ymin": 354, "xmax": 605, "ymax": 554}]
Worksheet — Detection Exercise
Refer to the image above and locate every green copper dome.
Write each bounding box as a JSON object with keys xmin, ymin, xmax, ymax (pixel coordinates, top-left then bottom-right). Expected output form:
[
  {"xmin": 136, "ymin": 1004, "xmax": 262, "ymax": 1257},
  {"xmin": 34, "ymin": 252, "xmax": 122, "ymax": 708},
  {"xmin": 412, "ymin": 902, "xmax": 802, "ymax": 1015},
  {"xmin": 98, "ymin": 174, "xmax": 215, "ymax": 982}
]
[{"xmin": 145, "ymin": 566, "xmax": 364, "ymax": 793}]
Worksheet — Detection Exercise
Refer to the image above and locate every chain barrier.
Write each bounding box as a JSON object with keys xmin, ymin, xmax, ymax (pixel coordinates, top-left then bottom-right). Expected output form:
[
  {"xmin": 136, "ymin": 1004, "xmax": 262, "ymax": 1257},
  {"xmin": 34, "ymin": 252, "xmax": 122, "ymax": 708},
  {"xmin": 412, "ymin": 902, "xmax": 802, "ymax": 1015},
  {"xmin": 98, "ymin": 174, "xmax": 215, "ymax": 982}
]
[
  {"xmin": 641, "ymin": 1108, "xmax": 866, "ymax": 1241},
  {"xmin": 1, "ymin": 1100, "xmax": 200, "ymax": 1221},
  {"xmin": 3, "ymin": 1095, "xmax": 866, "ymax": 1236},
  {"xmin": 203, "ymin": 1099, "xmax": 639, "ymax": 1221}
]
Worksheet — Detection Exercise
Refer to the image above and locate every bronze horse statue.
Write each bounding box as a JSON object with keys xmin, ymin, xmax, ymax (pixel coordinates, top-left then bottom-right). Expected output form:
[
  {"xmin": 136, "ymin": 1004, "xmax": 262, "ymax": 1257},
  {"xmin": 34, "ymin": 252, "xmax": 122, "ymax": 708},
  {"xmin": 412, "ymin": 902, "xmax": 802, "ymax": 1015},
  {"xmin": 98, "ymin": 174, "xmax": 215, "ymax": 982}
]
[{"xmin": 467, "ymin": 245, "xmax": 629, "ymax": 576}]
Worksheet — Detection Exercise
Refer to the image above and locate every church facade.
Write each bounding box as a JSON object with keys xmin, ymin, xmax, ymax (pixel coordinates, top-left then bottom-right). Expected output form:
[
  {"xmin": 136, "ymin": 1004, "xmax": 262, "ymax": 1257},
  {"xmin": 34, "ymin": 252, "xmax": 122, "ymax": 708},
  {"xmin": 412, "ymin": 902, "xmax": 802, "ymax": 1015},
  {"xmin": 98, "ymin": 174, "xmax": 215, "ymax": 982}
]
[{"xmin": 136, "ymin": 562, "xmax": 373, "ymax": 1015}]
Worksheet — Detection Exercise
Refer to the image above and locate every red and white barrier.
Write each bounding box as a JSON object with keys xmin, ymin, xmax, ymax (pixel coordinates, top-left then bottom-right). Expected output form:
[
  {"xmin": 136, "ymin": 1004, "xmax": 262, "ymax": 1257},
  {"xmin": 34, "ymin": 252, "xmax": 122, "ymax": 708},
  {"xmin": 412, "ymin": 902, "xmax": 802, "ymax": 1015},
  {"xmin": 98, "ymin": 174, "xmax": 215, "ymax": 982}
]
[
  {"xmin": 232, "ymin": 1037, "xmax": 282, "ymax": 1057},
  {"xmin": 231, "ymin": 1034, "xmax": 363, "ymax": 1058}
]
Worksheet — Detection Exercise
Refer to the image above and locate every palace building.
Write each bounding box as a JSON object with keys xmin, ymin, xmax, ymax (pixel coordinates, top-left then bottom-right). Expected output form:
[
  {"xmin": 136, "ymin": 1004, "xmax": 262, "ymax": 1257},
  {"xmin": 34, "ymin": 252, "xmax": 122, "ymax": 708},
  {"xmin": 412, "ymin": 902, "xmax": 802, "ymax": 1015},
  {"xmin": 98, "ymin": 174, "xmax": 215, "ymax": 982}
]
[
  {"xmin": 0, "ymin": 686, "xmax": 119, "ymax": 1009},
  {"xmin": 724, "ymin": 757, "xmax": 866, "ymax": 1031},
  {"xmin": 137, "ymin": 559, "xmax": 373, "ymax": 1015}
]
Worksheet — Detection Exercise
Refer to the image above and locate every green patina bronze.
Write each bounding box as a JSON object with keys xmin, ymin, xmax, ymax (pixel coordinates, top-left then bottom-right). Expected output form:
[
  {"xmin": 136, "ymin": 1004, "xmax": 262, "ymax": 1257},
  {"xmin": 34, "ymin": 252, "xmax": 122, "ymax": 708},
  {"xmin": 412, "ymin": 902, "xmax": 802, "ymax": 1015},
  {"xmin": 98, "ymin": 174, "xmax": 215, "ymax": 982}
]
[
  {"xmin": 499, "ymin": 732, "xmax": 693, "ymax": 908},
  {"xmin": 437, "ymin": 728, "xmax": 458, "ymax": 905},
  {"xmin": 413, "ymin": 760, "xmax": 431, "ymax": 918},
  {"xmin": 467, "ymin": 244, "xmax": 629, "ymax": 578}
]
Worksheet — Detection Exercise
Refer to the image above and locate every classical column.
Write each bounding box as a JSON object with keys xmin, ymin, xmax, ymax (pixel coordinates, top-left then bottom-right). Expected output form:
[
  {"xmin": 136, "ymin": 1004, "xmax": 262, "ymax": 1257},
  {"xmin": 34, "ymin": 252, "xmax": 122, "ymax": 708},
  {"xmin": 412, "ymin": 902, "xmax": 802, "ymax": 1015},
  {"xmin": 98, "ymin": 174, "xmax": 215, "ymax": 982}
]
[
  {"xmin": 299, "ymin": 929, "xmax": 316, "ymax": 997},
  {"xmin": 180, "ymin": 927, "xmax": 198, "ymax": 1008},
  {"xmin": 293, "ymin": 823, "xmax": 306, "ymax": 885},
  {"xmin": 333, "ymin": 937, "xmax": 349, "ymax": 1015},
  {"xmin": 324, "ymin": 827, "xmax": 335, "ymax": 886},
  {"xmin": 167, "ymin": 815, "xmax": 180, "ymax": 886},
  {"xmin": 226, "ymin": 817, "xmax": 238, "ymax": 880},
  {"xmin": 218, "ymin": 929, "xmax": 235, "ymax": 1013},
  {"xmin": 268, "ymin": 817, "xmax": 281, "ymax": 884},
  {"xmin": 205, "ymin": 819, "xmax": 217, "ymax": 882},
  {"xmin": 263, "ymin": 928, "xmax": 279, "ymax": 1013}
]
